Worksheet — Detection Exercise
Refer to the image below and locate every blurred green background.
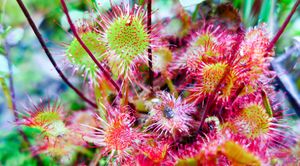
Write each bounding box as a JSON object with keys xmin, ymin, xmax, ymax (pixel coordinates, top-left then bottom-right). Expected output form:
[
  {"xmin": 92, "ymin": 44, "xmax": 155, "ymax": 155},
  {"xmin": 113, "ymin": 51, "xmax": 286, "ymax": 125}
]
[{"xmin": 0, "ymin": 0, "xmax": 299, "ymax": 165}]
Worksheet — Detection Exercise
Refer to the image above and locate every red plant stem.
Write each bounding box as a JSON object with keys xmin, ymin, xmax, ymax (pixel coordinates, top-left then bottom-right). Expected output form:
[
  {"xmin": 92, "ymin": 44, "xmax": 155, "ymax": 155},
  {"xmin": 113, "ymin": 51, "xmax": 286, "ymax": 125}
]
[
  {"xmin": 231, "ymin": 83, "xmax": 245, "ymax": 104},
  {"xmin": 147, "ymin": 0, "xmax": 154, "ymax": 92},
  {"xmin": 4, "ymin": 40, "xmax": 43, "ymax": 165},
  {"xmin": 60, "ymin": 0, "xmax": 122, "ymax": 98},
  {"xmin": 16, "ymin": 0, "xmax": 98, "ymax": 108},
  {"xmin": 198, "ymin": 96, "xmax": 212, "ymax": 132},
  {"xmin": 266, "ymin": 0, "xmax": 300, "ymax": 53}
]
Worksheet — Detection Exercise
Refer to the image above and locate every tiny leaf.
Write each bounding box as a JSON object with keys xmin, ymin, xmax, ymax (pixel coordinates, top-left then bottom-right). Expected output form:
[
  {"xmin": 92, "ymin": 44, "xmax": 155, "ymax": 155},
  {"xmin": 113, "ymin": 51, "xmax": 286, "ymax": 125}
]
[{"xmin": 261, "ymin": 89, "xmax": 273, "ymax": 117}]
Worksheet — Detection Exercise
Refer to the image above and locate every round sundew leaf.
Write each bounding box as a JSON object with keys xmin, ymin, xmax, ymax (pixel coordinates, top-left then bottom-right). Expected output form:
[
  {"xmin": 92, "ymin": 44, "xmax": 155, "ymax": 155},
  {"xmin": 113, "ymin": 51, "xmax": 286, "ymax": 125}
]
[
  {"xmin": 67, "ymin": 32, "xmax": 106, "ymax": 78},
  {"xmin": 106, "ymin": 15, "xmax": 149, "ymax": 61},
  {"xmin": 238, "ymin": 104, "xmax": 270, "ymax": 139},
  {"xmin": 202, "ymin": 63, "xmax": 235, "ymax": 98},
  {"xmin": 34, "ymin": 110, "xmax": 61, "ymax": 125}
]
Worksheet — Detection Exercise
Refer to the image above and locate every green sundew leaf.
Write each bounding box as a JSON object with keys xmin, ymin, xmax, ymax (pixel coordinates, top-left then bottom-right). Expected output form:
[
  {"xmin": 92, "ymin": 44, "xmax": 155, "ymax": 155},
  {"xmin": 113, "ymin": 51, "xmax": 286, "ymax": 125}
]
[
  {"xmin": 179, "ymin": 0, "xmax": 205, "ymax": 7},
  {"xmin": 34, "ymin": 111, "xmax": 61, "ymax": 124},
  {"xmin": 67, "ymin": 32, "xmax": 106, "ymax": 79},
  {"xmin": 261, "ymin": 89, "xmax": 273, "ymax": 117},
  {"xmin": 0, "ymin": 77, "xmax": 12, "ymax": 110},
  {"xmin": 258, "ymin": 0, "xmax": 272, "ymax": 23}
]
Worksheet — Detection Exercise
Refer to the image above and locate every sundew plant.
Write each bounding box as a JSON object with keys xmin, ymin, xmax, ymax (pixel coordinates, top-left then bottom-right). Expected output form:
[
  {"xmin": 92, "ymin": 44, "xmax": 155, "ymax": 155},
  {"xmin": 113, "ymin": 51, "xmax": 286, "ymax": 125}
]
[{"xmin": 1, "ymin": 0, "xmax": 300, "ymax": 165}]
